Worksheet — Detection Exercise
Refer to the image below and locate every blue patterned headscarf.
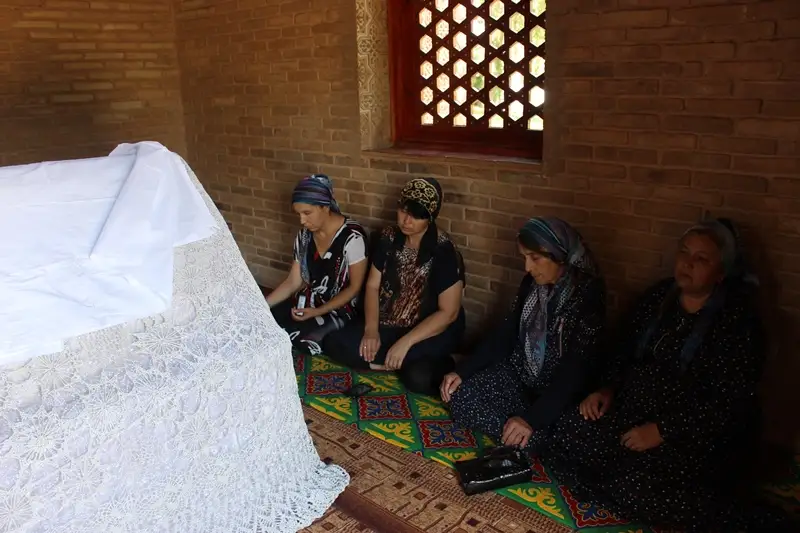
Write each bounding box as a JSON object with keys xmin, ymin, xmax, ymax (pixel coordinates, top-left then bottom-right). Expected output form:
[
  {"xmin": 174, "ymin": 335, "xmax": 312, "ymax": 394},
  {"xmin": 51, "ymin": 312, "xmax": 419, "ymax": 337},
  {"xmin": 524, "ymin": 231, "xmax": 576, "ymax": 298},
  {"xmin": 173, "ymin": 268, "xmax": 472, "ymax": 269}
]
[
  {"xmin": 291, "ymin": 174, "xmax": 340, "ymax": 214},
  {"xmin": 516, "ymin": 217, "xmax": 598, "ymax": 381},
  {"xmin": 519, "ymin": 217, "xmax": 597, "ymax": 275}
]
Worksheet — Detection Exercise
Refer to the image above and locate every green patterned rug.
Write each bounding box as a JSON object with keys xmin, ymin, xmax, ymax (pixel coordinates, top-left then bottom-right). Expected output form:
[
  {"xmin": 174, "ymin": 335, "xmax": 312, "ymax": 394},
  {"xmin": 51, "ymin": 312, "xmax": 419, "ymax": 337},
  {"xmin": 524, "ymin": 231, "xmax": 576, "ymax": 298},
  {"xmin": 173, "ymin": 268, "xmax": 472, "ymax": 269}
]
[{"xmin": 296, "ymin": 351, "xmax": 800, "ymax": 532}]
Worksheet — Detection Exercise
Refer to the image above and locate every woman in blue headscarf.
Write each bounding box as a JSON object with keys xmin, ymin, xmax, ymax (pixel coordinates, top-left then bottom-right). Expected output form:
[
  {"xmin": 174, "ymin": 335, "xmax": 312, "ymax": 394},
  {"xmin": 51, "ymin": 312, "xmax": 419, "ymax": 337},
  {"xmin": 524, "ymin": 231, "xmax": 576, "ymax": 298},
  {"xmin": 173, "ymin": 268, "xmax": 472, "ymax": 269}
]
[
  {"xmin": 267, "ymin": 174, "xmax": 368, "ymax": 356},
  {"xmin": 444, "ymin": 217, "xmax": 606, "ymax": 452},
  {"xmin": 541, "ymin": 218, "xmax": 795, "ymax": 532}
]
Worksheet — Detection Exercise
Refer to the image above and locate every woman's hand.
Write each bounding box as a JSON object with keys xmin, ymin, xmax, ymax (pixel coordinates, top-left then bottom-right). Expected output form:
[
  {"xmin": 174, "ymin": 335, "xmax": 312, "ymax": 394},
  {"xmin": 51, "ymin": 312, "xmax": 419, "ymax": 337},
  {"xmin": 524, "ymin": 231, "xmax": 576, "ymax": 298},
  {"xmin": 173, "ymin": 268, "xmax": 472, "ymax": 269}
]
[
  {"xmin": 290, "ymin": 306, "xmax": 322, "ymax": 322},
  {"xmin": 359, "ymin": 328, "xmax": 381, "ymax": 362},
  {"xmin": 579, "ymin": 387, "xmax": 614, "ymax": 420},
  {"xmin": 266, "ymin": 262, "xmax": 304, "ymax": 308},
  {"xmin": 440, "ymin": 372, "xmax": 462, "ymax": 403},
  {"xmin": 621, "ymin": 423, "xmax": 663, "ymax": 452},
  {"xmin": 385, "ymin": 338, "xmax": 411, "ymax": 370},
  {"xmin": 502, "ymin": 416, "xmax": 534, "ymax": 448}
]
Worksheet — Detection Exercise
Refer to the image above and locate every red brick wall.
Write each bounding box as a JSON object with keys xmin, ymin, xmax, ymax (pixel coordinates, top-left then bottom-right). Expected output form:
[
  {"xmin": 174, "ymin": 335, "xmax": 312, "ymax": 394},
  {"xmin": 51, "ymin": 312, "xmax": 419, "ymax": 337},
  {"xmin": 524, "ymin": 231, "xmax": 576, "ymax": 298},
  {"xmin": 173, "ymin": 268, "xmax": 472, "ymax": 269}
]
[
  {"xmin": 0, "ymin": 0, "xmax": 185, "ymax": 166},
  {"xmin": 174, "ymin": 0, "xmax": 800, "ymax": 448}
]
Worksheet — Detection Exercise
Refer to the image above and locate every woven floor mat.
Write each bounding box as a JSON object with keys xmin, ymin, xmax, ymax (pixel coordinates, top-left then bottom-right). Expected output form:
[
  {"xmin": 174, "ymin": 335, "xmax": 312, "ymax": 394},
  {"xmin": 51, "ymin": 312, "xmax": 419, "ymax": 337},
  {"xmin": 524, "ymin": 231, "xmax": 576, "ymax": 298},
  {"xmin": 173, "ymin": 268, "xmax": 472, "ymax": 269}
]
[{"xmin": 303, "ymin": 405, "xmax": 572, "ymax": 533}]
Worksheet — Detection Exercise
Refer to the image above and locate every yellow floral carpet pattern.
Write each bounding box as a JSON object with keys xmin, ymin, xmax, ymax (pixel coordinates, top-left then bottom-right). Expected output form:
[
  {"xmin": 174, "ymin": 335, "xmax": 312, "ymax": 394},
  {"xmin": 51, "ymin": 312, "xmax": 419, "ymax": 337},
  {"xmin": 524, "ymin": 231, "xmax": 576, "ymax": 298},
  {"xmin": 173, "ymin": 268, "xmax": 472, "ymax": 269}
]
[{"xmin": 296, "ymin": 352, "xmax": 800, "ymax": 532}]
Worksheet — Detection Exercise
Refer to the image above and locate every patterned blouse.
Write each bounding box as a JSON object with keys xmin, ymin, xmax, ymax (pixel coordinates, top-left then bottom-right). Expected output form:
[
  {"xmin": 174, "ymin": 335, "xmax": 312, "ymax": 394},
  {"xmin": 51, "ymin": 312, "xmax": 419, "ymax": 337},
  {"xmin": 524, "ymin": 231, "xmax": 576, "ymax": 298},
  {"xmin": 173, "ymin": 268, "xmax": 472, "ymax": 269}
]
[
  {"xmin": 292, "ymin": 219, "xmax": 367, "ymax": 321},
  {"xmin": 372, "ymin": 226, "xmax": 462, "ymax": 328}
]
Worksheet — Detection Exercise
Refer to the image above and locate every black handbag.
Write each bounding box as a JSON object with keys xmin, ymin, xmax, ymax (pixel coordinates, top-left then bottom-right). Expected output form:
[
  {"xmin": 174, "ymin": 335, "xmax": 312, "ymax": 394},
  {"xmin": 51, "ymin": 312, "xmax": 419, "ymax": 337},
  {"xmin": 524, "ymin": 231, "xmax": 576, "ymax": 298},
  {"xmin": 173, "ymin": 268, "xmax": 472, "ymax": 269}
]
[{"xmin": 454, "ymin": 445, "xmax": 533, "ymax": 496}]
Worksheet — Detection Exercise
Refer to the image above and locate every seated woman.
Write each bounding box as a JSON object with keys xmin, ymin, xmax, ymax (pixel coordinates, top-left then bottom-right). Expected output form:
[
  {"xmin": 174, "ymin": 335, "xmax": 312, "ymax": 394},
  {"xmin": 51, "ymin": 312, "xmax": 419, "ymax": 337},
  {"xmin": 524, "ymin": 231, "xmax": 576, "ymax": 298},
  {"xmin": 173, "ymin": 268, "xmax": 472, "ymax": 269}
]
[
  {"xmin": 267, "ymin": 174, "xmax": 368, "ymax": 355},
  {"xmin": 542, "ymin": 219, "xmax": 793, "ymax": 532},
  {"xmin": 323, "ymin": 177, "xmax": 465, "ymax": 396},
  {"xmin": 442, "ymin": 218, "xmax": 605, "ymax": 451}
]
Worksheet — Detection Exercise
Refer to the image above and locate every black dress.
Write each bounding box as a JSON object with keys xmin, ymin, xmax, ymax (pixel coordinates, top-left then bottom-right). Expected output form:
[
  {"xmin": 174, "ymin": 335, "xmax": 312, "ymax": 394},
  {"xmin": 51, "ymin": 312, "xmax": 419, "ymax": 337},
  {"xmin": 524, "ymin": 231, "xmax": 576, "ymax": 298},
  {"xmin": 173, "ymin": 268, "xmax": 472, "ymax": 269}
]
[
  {"xmin": 272, "ymin": 219, "xmax": 367, "ymax": 355},
  {"xmin": 323, "ymin": 226, "xmax": 465, "ymax": 395},
  {"xmin": 449, "ymin": 272, "xmax": 605, "ymax": 451},
  {"xmin": 541, "ymin": 279, "xmax": 788, "ymax": 532}
]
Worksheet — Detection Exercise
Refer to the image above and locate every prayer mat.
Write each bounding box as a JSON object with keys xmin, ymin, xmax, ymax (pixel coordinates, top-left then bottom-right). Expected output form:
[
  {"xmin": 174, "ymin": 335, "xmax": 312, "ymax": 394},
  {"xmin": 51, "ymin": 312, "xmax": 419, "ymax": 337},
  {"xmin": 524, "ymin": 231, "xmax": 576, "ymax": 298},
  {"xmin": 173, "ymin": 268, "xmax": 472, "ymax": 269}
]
[{"xmin": 296, "ymin": 351, "xmax": 800, "ymax": 533}]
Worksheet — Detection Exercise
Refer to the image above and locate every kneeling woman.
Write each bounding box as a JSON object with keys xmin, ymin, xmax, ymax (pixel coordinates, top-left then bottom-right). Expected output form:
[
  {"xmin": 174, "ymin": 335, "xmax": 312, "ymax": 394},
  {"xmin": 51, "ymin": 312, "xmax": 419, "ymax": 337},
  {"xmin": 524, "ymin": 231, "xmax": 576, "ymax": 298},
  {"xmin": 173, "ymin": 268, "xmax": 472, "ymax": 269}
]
[
  {"xmin": 443, "ymin": 218, "xmax": 605, "ymax": 451},
  {"xmin": 542, "ymin": 219, "xmax": 791, "ymax": 531},
  {"xmin": 267, "ymin": 175, "xmax": 368, "ymax": 355},
  {"xmin": 324, "ymin": 178, "xmax": 465, "ymax": 396}
]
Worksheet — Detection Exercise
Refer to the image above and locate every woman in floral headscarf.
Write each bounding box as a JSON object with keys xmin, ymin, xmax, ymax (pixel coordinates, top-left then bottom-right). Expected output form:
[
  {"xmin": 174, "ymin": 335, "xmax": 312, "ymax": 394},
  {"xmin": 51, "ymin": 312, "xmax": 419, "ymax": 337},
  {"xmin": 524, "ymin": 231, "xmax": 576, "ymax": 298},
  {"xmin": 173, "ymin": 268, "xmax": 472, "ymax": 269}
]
[
  {"xmin": 267, "ymin": 174, "xmax": 368, "ymax": 356},
  {"xmin": 324, "ymin": 177, "xmax": 466, "ymax": 396},
  {"xmin": 444, "ymin": 217, "xmax": 606, "ymax": 452}
]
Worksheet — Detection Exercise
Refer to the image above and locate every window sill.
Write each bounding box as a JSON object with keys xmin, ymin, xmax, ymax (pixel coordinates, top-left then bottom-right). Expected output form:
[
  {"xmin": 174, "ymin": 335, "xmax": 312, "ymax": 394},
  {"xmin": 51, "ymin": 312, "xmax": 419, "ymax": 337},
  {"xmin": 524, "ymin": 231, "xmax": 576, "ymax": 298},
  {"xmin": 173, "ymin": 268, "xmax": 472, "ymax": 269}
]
[{"xmin": 362, "ymin": 147, "xmax": 543, "ymax": 171}]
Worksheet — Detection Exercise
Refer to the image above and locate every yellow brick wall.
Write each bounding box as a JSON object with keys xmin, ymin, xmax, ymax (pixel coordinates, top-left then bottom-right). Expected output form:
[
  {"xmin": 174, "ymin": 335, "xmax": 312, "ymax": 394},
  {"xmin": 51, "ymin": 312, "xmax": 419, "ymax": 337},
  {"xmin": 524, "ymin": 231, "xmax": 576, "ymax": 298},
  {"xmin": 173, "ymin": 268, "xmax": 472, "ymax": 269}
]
[{"xmin": 0, "ymin": 0, "xmax": 185, "ymax": 166}]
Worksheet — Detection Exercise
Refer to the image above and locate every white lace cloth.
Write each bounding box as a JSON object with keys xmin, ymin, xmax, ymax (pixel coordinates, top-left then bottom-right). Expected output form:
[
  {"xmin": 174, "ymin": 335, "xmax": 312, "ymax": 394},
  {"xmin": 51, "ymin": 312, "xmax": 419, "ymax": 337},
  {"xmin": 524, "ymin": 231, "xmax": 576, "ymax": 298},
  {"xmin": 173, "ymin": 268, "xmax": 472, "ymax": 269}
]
[{"xmin": 0, "ymin": 164, "xmax": 349, "ymax": 532}]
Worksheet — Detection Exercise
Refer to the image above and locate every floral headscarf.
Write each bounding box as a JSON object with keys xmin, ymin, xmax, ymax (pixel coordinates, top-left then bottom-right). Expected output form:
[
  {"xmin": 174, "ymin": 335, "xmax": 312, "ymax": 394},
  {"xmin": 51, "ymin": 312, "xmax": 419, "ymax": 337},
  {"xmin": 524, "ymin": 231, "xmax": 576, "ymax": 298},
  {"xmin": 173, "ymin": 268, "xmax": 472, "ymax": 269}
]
[{"xmin": 400, "ymin": 177, "xmax": 442, "ymax": 220}]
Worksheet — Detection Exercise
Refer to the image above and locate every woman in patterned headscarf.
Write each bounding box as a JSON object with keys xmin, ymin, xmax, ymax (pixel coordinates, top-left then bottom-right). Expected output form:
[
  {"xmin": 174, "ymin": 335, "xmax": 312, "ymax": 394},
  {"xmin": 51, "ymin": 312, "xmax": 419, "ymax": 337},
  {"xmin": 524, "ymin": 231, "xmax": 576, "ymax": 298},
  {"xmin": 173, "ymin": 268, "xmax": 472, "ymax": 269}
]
[
  {"xmin": 444, "ymin": 217, "xmax": 606, "ymax": 452},
  {"xmin": 542, "ymin": 218, "xmax": 795, "ymax": 532},
  {"xmin": 324, "ymin": 177, "xmax": 466, "ymax": 396},
  {"xmin": 267, "ymin": 174, "xmax": 368, "ymax": 356}
]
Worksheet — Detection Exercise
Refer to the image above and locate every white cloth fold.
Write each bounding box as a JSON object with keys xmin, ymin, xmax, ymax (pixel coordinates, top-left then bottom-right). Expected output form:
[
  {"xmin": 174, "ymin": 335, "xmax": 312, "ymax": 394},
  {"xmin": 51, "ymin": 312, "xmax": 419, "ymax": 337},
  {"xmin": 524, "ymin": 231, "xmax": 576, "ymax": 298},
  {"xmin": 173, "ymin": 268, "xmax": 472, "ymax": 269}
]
[{"xmin": 0, "ymin": 142, "xmax": 216, "ymax": 365}]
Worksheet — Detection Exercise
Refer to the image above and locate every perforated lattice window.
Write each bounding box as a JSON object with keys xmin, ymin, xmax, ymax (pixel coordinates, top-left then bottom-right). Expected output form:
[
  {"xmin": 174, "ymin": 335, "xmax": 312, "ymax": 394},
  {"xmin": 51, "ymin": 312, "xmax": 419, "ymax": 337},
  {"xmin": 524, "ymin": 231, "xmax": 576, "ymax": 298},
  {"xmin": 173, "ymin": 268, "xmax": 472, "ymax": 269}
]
[{"xmin": 389, "ymin": 0, "xmax": 545, "ymax": 158}]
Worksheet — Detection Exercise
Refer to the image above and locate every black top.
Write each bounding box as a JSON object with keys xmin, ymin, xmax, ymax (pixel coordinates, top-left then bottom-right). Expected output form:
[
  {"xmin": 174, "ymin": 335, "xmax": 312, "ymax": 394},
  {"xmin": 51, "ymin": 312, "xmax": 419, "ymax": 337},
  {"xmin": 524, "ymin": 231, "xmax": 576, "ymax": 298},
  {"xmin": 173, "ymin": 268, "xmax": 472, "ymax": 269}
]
[
  {"xmin": 539, "ymin": 278, "xmax": 777, "ymax": 532},
  {"xmin": 292, "ymin": 219, "xmax": 367, "ymax": 320},
  {"xmin": 602, "ymin": 278, "xmax": 765, "ymax": 448},
  {"xmin": 372, "ymin": 226, "xmax": 462, "ymax": 328},
  {"xmin": 456, "ymin": 272, "xmax": 606, "ymax": 430}
]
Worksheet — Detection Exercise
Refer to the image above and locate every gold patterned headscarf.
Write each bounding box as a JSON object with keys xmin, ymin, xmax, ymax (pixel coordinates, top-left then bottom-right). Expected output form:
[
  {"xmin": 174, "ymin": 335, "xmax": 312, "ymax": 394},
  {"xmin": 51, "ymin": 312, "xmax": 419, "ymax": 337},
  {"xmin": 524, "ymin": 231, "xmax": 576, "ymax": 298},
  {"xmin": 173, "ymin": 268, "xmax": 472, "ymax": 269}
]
[{"xmin": 400, "ymin": 178, "xmax": 442, "ymax": 219}]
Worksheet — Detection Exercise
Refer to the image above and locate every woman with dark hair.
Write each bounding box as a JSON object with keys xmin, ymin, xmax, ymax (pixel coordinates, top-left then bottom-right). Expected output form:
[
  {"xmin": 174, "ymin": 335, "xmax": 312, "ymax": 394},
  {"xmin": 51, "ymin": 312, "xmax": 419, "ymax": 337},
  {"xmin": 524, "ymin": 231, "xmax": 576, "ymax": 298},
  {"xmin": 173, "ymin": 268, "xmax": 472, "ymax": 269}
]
[
  {"xmin": 267, "ymin": 174, "xmax": 368, "ymax": 355},
  {"xmin": 443, "ymin": 217, "xmax": 605, "ymax": 451},
  {"xmin": 542, "ymin": 219, "xmax": 794, "ymax": 532},
  {"xmin": 323, "ymin": 177, "xmax": 465, "ymax": 396}
]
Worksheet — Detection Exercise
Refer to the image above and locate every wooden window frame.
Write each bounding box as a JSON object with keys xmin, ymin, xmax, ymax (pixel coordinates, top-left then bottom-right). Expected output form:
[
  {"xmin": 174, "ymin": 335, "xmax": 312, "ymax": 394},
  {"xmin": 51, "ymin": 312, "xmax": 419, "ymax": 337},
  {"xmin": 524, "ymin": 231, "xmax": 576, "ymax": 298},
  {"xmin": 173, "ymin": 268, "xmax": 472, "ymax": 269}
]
[{"xmin": 387, "ymin": 0, "xmax": 545, "ymax": 160}]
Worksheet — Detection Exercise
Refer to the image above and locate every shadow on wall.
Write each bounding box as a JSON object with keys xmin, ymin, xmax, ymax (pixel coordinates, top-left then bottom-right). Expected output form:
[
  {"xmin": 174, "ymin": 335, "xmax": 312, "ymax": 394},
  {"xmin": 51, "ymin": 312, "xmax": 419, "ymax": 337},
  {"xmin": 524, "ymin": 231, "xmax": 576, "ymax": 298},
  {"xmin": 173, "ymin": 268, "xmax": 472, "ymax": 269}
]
[
  {"xmin": 761, "ymin": 308, "xmax": 800, "ymax": 461},
  {"xmin": 749, "ymin": 233, "xmax": 800, "ymax": 458},
  {"xmin": 0, "ymin": 4, "xmax": 185, "ymax": 167},
  {"xmin": 0, "ymin": 37, "xmax": 114, "ymax": 165}
]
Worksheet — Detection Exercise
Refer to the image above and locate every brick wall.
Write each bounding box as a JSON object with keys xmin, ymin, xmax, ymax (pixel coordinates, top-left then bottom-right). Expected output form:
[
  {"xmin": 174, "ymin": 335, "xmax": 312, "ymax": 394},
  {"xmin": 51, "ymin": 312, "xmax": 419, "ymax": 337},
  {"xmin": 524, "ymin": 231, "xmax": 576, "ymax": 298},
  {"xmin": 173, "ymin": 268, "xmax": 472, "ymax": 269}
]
[
  {"xmin": 0, "ymin": 0, "xmax": 185, "ymax": 166},
  {"xmin": 174, "ymin": 0, "xmax": 800, "ymax": 448}
]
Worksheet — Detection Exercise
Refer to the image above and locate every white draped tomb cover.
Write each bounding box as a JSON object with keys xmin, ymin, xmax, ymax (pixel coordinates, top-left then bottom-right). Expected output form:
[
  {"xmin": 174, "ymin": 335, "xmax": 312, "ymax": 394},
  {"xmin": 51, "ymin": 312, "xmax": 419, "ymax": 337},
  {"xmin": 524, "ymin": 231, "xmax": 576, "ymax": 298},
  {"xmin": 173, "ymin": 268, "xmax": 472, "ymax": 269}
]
[{"xmin": 0, "ymin": 142, "xmax": 348, "ymax": 532}]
